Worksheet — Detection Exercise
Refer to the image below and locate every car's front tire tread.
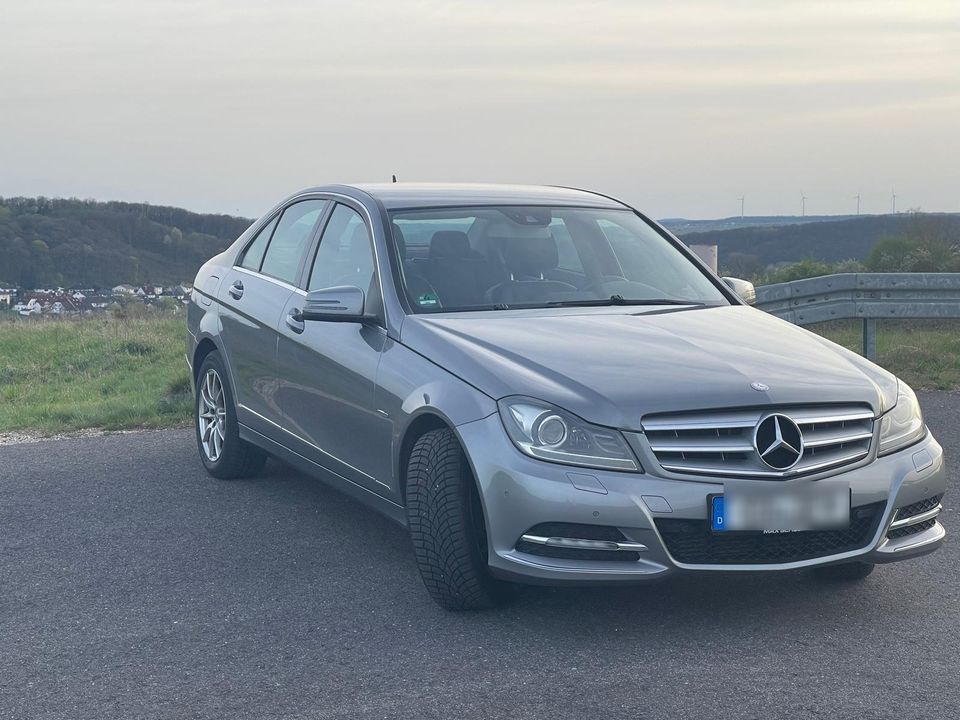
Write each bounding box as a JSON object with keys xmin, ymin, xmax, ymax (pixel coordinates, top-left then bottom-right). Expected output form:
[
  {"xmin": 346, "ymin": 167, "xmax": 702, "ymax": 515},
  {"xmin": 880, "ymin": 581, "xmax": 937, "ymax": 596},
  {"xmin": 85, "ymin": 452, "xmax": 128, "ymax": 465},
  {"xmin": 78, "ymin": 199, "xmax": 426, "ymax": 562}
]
[{"xmin": 406, "ymin": 428, "xmax": 511, "ymax": 611}]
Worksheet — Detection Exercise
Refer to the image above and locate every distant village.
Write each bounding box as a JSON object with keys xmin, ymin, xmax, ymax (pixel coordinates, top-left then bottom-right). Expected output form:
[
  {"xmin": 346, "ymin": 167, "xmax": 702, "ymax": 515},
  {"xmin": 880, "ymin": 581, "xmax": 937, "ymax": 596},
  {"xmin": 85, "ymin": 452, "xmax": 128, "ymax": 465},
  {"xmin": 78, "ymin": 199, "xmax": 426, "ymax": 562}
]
[{"xmin": 0, "ymin": 282, "xmax": 194, "ymax": 317}]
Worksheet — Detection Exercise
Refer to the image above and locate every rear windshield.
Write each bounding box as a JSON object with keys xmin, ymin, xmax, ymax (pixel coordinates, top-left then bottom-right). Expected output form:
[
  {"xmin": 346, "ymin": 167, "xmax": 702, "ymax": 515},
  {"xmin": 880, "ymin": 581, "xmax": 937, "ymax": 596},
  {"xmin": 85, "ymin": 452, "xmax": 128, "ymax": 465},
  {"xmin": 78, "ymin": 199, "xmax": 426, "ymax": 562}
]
[{"xmin": 388, "ymin": 206, "xmax": 729, "ymax": 312}]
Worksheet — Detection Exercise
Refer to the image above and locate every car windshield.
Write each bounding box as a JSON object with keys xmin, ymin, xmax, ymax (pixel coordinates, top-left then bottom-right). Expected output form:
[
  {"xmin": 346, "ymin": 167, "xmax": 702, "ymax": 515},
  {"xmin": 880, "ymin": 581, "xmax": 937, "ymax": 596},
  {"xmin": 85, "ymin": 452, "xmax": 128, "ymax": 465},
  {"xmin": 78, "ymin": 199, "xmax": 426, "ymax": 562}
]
[{"xmin": 389, "ymin": 206, "xmax": 729, "ymax": 312}]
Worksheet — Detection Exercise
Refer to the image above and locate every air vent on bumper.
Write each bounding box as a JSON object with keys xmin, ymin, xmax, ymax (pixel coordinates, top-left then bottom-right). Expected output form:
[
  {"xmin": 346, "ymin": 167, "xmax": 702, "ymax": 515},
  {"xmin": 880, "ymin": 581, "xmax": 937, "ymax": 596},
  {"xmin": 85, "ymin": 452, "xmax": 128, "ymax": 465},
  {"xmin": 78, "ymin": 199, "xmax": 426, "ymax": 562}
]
[{"xmin": 515, "ymin": 523, "xmax": 646, "ymax": 562}]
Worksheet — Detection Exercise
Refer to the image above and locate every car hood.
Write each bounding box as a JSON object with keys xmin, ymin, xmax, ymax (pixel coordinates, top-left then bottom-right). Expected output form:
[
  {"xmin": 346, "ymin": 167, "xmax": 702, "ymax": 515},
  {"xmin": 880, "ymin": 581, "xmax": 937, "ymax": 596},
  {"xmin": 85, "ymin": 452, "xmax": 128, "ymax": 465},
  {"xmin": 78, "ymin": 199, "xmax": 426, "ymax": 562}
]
[{"xmin": 400, "ymin": 305, "xmax": 898, "ymax": 431}]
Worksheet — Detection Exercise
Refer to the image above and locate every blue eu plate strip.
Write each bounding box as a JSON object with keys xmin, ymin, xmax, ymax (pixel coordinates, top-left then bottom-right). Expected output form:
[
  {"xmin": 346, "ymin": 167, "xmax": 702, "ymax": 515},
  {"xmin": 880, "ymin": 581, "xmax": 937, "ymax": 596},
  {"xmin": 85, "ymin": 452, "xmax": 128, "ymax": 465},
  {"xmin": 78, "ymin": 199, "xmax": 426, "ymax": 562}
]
[{"xmin": 711, "ymin": 496, "xmax": 726, "ymax": 532}]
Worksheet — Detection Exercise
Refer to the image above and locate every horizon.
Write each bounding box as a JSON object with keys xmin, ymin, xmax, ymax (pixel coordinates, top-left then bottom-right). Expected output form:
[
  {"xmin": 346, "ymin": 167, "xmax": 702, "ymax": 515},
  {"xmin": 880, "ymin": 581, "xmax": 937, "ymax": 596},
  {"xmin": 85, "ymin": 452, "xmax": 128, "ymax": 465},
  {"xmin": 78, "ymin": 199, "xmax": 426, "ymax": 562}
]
[
  {"xmin": 2, "ymin": 0, "xmax": 958, "ymax": 220},
  {"xmin": 2, "ymin": 191, "xmax": 957, "ymax": 224}
]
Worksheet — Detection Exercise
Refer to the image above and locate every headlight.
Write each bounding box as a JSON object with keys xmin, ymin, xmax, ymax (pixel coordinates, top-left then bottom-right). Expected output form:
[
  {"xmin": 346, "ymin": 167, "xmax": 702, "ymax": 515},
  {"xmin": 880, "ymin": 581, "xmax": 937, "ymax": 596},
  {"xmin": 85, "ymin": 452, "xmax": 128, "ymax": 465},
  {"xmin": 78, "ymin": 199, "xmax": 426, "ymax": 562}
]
[
  {"xmin": 498, "ymin": 397, "xmax": 640, "ymax": 472},
  {"xmin": 878, "ymin": 381, "xmax": 926, "ymax": 456}
]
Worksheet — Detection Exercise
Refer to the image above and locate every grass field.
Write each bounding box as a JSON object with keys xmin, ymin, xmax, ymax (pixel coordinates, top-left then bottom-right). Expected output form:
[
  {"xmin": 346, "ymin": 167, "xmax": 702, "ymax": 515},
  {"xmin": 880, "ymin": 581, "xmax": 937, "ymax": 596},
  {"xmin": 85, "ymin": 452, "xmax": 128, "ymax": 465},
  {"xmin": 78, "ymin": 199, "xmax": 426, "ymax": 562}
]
[
  {"xmin": 808, "ymin": 319, "xmax": 960, "ymax": 391},
  {"xmin": 0, "ymin": 314, "xmax": 957, "ymax": 436},
  {"xmin": 0, "ymin": 315, "xmax": 191, "ymax": 435}
]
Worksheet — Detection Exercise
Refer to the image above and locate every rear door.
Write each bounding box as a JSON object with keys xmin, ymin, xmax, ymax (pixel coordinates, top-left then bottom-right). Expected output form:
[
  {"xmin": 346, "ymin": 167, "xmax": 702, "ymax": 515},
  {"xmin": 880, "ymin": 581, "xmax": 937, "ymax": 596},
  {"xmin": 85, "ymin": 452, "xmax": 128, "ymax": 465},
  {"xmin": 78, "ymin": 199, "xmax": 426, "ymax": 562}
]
[
  {"xmin": 217, "ymin": 199, "xmax": 328, "ymax": 435},
  {"xmin": 275, "ymin": 201, "xmax": 389, "ymax": 492}
]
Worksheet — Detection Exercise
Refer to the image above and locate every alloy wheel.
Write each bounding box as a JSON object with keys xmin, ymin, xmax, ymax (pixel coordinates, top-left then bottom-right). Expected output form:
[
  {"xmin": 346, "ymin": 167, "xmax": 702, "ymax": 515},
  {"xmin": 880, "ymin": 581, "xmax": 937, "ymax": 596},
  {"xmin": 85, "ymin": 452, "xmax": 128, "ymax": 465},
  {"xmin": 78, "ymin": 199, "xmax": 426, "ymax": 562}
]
[{"xmin": 198, "ymin": 368, "xmax": 226, "ymax": 462}]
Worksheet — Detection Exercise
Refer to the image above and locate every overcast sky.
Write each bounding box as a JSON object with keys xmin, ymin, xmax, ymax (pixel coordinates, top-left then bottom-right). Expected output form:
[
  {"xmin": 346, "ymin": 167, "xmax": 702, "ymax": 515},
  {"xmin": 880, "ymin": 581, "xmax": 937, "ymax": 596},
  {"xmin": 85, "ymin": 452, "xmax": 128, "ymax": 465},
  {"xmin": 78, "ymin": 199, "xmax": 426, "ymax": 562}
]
[{"xmin": 1, "ymin": 0, "xmax": 957, "ymax": 219}]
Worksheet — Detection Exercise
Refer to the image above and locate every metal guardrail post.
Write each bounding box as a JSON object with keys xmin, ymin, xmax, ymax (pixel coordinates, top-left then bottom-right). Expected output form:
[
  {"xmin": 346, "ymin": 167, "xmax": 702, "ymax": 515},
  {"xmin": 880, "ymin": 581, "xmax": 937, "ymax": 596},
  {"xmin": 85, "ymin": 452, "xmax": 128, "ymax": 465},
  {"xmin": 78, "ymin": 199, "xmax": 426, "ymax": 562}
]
[{"xmin": 862, "ymin": 318, "xmax": 877, "ymax": 361}]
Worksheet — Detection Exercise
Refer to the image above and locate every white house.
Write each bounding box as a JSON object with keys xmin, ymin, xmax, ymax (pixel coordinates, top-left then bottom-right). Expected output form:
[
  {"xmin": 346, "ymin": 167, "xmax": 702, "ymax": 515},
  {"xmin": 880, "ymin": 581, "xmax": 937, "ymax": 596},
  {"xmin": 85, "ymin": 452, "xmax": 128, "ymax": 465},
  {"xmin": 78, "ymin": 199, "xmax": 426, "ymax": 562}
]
[
  {"xmin": 112, "ymin": 284, "xmax": 137, "ymax": 295},
  {"xmin": 15, "ymin": 298, "xmax": 41, "ymax": 316}
]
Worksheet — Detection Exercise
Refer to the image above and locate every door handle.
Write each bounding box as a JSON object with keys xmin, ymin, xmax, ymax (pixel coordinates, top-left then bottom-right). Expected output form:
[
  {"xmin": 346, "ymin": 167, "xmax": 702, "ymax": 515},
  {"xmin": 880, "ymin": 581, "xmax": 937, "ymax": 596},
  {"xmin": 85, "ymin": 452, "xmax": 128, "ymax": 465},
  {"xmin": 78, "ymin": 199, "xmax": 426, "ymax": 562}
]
[
  {"xmin": 285, "ymin": 307, "xmax": 305, "ymax": 334},
  {"xmin": 228, "ymin": 280, "xmax": 244, "ymax": 300}
]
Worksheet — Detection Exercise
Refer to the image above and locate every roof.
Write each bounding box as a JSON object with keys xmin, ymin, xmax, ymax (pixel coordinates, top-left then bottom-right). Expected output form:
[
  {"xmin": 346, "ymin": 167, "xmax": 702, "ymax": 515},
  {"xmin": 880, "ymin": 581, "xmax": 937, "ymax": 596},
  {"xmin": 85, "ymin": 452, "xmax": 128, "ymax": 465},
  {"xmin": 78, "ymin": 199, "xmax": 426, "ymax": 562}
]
[{"xmin": 315, "ymin": 183, "xmax": 628, "ymax": 211}]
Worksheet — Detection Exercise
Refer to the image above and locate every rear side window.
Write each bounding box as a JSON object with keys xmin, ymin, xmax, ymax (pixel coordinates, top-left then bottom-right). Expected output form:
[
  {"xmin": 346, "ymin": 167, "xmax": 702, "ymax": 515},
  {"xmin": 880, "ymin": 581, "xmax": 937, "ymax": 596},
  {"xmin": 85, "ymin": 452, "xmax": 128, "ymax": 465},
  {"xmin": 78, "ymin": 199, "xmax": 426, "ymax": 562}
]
[
  {"xmin": 239, "ymin": 215, "xmax": 278, "ymax": 271},
  {"xmin": 308, "ymin": 204, "xmax": 375, "ymax": 292},
  {"xmin": 260, "ymin": 199, "xmax": 327, "ymax": 283}
]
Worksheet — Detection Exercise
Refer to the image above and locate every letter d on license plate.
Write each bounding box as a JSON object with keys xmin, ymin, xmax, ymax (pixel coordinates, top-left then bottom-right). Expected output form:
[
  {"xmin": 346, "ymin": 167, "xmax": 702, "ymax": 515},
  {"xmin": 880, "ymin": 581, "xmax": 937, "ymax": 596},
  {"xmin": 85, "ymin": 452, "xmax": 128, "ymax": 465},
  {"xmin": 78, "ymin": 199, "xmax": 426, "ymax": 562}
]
[{"xmin": 711, "ymin": 482, "xmax": 850, "ymax": 533}]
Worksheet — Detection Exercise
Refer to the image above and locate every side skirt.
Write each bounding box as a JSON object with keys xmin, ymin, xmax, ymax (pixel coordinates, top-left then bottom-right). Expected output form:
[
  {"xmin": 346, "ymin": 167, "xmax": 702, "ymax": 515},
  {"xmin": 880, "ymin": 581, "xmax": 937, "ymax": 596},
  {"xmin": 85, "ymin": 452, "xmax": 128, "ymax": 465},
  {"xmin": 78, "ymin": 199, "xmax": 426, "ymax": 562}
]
[{"xmin": 239, "ymin": 423, "xmax": 408, "ymax": 528}]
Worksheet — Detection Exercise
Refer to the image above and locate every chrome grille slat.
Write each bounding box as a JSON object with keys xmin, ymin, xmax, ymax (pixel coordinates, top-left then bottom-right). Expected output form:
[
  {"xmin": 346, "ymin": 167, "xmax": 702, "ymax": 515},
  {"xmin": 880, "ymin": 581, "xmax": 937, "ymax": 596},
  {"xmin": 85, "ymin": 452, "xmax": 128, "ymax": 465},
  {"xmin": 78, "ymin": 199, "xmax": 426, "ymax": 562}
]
[
  {"xmin": 803, "ymin": 429, "xmax": 874, "ymax": 448},
  {"xmin": 648, "ymin": 442, "xmax": 755, "ymax": 454},
  {"xmin": 792, "ymin": 411, "xmax": 875, "ymax": 425},
  {"xmin": 642, "ymin": 405, "xmax": 875, "ymax": 479}
]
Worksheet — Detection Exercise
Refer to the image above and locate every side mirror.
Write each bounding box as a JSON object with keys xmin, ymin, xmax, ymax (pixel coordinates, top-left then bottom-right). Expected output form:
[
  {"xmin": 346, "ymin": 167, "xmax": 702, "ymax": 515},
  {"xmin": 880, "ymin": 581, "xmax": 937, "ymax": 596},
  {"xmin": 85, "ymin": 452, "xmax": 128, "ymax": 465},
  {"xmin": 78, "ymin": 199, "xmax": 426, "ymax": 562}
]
[
  {"xmin": 721, "ymin": 277, "xmax": 756, "ymax": 305},
  {"xmin": 301, "ymin": 285, "xmax": 367, "ymax": 322}
]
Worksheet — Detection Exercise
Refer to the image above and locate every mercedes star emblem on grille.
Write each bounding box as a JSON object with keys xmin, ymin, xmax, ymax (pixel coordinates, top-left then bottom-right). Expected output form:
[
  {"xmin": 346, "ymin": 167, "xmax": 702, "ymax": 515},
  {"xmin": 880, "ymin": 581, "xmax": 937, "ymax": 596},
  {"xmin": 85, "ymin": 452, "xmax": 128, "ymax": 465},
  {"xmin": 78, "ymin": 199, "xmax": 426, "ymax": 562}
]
[{"xmin": 753, "ymin": 414, "xmax": 804, "ymax": 470}]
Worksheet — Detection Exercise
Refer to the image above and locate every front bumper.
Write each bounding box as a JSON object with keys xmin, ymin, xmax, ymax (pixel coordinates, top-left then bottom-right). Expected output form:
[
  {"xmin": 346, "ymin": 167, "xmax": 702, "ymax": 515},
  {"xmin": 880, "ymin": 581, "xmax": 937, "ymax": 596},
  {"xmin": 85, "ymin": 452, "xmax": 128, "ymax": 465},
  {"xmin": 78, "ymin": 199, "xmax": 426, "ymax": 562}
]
[{"xmin": 456, "ymin": 414, "xmax": 947, "ymax": 585}]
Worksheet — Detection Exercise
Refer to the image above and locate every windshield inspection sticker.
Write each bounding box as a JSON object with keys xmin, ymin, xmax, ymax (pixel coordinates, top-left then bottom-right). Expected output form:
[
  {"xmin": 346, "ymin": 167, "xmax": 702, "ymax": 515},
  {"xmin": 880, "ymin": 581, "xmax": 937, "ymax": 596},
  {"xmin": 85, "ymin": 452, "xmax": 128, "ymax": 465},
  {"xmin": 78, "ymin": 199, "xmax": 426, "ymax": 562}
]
[{"xmin": 416, "ymin": 293, "xmax": 439, "ymax": 307}]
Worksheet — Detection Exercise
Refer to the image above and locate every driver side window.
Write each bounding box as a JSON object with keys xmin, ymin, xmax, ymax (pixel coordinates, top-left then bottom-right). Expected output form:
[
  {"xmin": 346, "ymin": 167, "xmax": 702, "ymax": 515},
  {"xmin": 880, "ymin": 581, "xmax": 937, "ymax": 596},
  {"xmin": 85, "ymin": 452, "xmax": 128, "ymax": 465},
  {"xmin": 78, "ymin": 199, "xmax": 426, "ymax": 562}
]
[{"xmin": 308, "ymin": 204, "xmax": 375, "ymax": 293}]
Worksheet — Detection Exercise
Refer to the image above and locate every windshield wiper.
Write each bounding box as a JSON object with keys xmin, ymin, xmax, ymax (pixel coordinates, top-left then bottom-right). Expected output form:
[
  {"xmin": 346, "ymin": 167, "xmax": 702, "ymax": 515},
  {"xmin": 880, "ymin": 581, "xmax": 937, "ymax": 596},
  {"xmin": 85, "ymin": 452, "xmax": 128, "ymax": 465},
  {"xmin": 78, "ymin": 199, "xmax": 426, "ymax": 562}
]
[{"xmin": 546, "ymin": 295, "xmax": 706, "ymax": 308}]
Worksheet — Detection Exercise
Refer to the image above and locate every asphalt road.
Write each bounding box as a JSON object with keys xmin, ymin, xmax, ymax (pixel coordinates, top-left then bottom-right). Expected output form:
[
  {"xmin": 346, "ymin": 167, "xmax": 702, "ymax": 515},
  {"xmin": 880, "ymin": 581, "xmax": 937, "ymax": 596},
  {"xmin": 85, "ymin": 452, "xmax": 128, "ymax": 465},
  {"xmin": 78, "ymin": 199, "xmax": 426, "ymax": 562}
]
[{"xmin": 2, "ymin": 393, "xmax": 958, "ymax": 720}]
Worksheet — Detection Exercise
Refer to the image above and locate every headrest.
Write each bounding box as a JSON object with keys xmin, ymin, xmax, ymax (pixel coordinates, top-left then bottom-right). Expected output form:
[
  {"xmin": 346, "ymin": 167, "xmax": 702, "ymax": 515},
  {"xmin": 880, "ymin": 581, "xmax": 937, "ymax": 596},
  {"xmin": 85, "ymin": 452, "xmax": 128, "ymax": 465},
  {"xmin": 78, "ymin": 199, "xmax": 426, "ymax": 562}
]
[
  {"xmin": 430, "ymin": 230, "xmax": 471, "ymax": 259},
  {"xmin": 391, "ymin": 223, "xmax": 406, "ymax": 260},
  {"xmin": 501, "ymin": 236, "xmax": 559, "ymax": 276},
  {"xmin": 349, "ymin": 224, "xmax": 371, "ymax": 263}
]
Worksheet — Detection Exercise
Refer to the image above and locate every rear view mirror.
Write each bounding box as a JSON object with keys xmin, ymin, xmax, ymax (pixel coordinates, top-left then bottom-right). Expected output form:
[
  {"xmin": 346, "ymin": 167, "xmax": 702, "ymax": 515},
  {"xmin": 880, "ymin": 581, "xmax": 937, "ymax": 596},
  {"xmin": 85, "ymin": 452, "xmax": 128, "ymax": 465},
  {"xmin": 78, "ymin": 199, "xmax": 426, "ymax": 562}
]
[
  {"xmin": 301, "ymin": 285, "xmax": 367, "ymax": 322},
  {"xmin": 721, "ymin": 277, "xmax": 756, "ymax": 305}
]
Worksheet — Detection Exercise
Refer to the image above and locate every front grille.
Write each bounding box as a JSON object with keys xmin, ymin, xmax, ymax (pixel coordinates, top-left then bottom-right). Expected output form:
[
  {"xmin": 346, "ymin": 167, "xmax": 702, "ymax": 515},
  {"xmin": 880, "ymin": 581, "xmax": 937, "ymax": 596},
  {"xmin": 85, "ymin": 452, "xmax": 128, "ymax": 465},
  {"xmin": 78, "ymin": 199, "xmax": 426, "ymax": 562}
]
[
  {"xmin": 655, "ymin": 501, "xmax": 885, "ymax": 564},
  {"xmin": 887, "ymin": 518, "xmax": 937, "ymax": 540},
  {"xmin": 895, "ymin": 494, "xmax": 943, "ymax": 520},
  {"xmin": 643, "ymin": 405, "xmax": 874, "ymax": 478}
]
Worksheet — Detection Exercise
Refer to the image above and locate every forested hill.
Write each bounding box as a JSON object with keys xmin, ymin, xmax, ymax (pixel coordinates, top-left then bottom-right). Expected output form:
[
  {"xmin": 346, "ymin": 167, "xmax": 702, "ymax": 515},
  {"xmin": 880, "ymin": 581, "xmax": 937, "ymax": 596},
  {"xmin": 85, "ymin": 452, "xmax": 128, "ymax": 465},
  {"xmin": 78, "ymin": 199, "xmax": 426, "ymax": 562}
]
[
  {"xmin": 0, "ymin": 197, "xmax": 252, "ymax": 288},
  {"xmin": 676, "ymin": 213, "xmax": 960, "ymax": 273},
  {"xmin": 1, "ymin": 195, "xmax": 957, "ymax": 289}
]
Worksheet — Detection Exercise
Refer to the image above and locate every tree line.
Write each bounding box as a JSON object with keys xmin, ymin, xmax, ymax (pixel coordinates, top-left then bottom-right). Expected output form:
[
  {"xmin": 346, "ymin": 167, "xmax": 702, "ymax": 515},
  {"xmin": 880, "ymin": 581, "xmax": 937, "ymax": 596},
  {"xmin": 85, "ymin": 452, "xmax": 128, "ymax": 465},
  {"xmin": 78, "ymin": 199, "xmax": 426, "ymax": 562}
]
[
  {"xmin": 0, "ymin": 197, "xmax": 252, "ymax": 288},
  {"xmin": 709, "ymin": 213, "xmax": 960, "ymax": 284}
]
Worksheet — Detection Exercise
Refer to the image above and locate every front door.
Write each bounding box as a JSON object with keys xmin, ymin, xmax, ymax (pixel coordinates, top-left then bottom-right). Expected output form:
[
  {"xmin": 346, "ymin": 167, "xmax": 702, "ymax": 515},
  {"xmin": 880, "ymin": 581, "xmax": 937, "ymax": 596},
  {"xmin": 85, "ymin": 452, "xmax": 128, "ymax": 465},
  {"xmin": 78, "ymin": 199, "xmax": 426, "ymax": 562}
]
[
  {"xmin": 275, "ymin": 202, "xmax": 388, "ymax": 492},
  {"xmin": 217, "ymin": 199, "xmax": 327, "ymax": 435}
]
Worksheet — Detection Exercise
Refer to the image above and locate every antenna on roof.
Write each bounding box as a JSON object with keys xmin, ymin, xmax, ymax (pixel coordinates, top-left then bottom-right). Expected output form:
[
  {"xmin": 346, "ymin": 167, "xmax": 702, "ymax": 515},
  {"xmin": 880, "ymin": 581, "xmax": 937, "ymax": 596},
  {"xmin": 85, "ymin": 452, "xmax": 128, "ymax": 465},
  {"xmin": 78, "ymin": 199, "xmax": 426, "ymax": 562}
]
[{"xmin": 392, "ymin": 174, "xmax": 398, "ymax": 183}]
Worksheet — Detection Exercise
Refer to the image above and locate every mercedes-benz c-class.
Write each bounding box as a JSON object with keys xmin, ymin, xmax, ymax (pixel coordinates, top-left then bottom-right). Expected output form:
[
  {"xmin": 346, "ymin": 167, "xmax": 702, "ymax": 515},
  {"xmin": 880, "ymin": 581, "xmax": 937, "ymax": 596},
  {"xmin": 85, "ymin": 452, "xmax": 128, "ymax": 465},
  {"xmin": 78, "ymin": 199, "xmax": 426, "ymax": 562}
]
[{"xmin": 187, "ymin": 183, "xmax": 946, "ymax": 610}]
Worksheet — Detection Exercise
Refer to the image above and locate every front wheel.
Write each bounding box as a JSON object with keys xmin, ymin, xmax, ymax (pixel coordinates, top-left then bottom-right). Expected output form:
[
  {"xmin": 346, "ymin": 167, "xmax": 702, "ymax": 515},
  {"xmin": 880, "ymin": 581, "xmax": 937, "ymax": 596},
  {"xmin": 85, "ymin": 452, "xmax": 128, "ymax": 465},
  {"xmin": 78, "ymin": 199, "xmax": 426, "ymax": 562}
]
[
  {"xmin": 405, "ymin": 428, "xmax": 514, "ymax": 611},
  {"xmin": 811, "ymin": 561, "xmax": 875, "ymax": 582},
  {"xmin": 195, "ymin": 351, "xmax": 267, "ymax": 480}
]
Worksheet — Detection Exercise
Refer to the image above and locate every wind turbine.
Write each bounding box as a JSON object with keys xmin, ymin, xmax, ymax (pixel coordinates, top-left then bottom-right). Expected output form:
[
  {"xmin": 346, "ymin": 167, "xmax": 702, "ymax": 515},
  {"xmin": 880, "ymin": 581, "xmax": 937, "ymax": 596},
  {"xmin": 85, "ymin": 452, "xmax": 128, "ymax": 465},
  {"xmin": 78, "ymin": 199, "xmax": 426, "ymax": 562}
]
[
  {"xmin": 737, "ymin": 196, "xmax": 744, "ymax": 219},
  {"xmin": 855, "ymin": 193, "xmax": 861, "ymax": 216},
  {"xmin": 801, "ymin": 192, "xmax": 807, "ymax": 217},
  {"xmin": 891, "ymin": 189, "xmax": 897, "ymax": 214}
]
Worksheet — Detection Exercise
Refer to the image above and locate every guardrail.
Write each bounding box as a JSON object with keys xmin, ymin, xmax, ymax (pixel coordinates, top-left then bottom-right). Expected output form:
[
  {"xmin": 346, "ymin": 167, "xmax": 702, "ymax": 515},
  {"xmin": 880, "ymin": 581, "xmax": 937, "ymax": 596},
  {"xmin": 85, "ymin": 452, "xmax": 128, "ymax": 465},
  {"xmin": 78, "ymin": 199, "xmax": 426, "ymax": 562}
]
[{"xmin": 754, "ymin": 273, "xmax": 960, "ymax": 360}]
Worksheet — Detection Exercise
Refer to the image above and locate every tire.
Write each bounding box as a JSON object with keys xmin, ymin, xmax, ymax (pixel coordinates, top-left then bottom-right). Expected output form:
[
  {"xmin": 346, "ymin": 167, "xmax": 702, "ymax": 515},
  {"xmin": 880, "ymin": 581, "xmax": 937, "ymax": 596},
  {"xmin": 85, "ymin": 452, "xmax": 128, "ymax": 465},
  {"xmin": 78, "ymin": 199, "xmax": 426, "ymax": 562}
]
[
  {"xmin": 194, "ymin": 351, "xmax": 267, "ymax": 480},
  {"xmin": 406, "ymin": 428, "xmax": 513, "ymax": 610},
  {"xmin": 811, "ymin": 561, "xmax": 875, "ymax": 582}
]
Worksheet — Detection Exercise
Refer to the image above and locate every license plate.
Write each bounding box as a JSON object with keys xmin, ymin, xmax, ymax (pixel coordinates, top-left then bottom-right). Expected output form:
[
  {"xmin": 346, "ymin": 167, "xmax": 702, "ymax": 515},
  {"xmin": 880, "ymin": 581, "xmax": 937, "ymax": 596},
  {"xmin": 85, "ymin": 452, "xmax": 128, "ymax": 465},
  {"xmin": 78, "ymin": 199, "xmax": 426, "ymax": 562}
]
[{"xmin": 710, "ymin": 483, "xmax": 850, "ymax": 533}]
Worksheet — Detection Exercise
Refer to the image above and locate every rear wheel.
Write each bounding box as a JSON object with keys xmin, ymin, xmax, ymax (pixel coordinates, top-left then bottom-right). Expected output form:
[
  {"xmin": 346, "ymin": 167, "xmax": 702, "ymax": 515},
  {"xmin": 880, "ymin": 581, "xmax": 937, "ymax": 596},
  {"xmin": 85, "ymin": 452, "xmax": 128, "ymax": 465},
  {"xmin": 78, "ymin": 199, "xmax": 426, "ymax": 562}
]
[
  {"xmin": 195, "ymin": 351, "xmax": 267, "ymax": 480},
  {"xmin": 811, "ymin": 561, "xmax": 875, "ymax": 582},
  {"xmin": 406, "ymin": 428, "xmax": 513, "ymax": 610}
]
